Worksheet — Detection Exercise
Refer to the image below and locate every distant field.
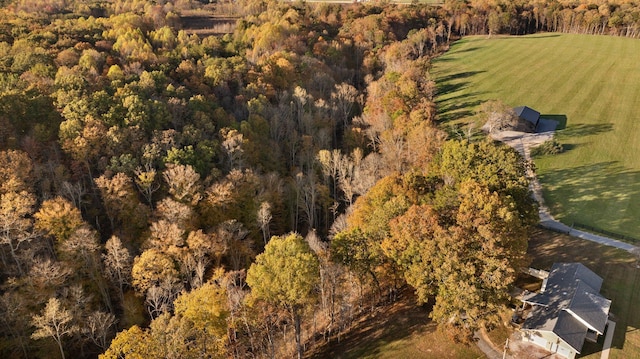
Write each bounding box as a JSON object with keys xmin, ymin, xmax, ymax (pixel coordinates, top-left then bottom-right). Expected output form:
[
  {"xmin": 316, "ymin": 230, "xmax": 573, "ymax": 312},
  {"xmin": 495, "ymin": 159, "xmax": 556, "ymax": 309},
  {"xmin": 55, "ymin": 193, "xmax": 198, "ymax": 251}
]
[{"xmin": 433, "ymin": 34, "xmax": 640, "ymax": 239}]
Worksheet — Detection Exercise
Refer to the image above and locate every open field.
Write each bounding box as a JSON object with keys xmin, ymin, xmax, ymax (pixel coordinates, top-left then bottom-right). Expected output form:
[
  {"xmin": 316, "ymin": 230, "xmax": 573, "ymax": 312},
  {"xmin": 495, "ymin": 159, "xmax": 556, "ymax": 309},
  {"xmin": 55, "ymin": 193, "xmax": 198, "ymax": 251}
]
[
  {"xmin": 527, "ymin": 228, "xmax": 640, "ymax": 358},
  {"xmin": 432, "ymin": 34, "xmax": 640, "ymax": 239}
]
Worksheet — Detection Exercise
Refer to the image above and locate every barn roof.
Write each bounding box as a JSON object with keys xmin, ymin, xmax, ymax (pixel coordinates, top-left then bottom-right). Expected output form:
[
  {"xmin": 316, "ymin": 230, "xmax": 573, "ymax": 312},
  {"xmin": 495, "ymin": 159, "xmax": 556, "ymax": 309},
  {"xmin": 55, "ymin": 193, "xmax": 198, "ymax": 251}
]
[{"xmin": 514, "ymin": 106, "xmax": 541, "ymax": 125}]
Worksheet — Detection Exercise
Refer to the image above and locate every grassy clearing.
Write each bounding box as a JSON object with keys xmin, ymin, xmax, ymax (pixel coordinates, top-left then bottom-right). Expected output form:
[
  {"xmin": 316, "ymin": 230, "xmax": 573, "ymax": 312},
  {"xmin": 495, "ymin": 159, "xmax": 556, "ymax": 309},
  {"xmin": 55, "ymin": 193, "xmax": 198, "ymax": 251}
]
[
  {"xmin": 432, "ymin": 34, "xmax": 640, "ymax": 239},
  {"xmin": 306, "ymin": 290, "xmax": 483, "ymax": 359},
  {"xmin": 527, "ymin": 228, "xmax": 640, "ymax": 358}
]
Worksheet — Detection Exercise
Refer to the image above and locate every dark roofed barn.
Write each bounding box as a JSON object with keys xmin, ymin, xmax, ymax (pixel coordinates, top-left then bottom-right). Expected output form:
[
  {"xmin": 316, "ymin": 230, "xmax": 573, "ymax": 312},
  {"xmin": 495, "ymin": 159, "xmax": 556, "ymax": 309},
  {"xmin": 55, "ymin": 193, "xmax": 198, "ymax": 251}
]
[{"xmin": 514, "ymin": 106, "xmax": 541, "ymax": 128}]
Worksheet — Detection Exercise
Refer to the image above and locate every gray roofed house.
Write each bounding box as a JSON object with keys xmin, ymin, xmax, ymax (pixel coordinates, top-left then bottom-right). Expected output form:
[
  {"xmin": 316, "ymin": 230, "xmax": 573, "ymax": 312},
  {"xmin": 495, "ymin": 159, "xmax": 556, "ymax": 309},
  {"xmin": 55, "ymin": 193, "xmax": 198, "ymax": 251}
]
[
  {"xmin": 520, "ymin": 263, "xmax": 611, "ymax": 359},
  {"xmin": 514, "ymin": 106, "xmax": 541, "ymax": 128}
]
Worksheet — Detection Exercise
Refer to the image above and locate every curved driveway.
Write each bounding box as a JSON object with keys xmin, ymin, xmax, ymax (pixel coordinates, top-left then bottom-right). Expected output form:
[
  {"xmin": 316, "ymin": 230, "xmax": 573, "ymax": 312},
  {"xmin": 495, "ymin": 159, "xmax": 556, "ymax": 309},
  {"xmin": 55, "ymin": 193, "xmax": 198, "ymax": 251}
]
[{"xmin": 491, "ymin": 130, "xmax": 638, "ymax": 253}]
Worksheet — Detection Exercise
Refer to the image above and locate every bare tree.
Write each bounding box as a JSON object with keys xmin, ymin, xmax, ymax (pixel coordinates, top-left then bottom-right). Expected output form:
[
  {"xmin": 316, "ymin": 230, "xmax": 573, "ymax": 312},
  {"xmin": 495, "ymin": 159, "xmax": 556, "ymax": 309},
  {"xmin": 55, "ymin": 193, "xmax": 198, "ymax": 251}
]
[
  {"xmin": 0, "ymin": 292, "xmax": 30, "ymax": 358},
  {"xmin": 480, "ymin": 100, "xmax": 520, "ymax": 133},
  {"xmin": 59, "ymin": 226, "xmax": 100, "ymax": 272},
  {"xmin": 295, "ymin": 170, "xmax": 328, "ymax": 231},
  {"xmin": 60, "ymin": 181, "xmax": 86, "ymax": 210},
  {"xmin": 221, "ymin": 128, "xmax": 245, "ymax": 169},
  {"xmin": 218, "ymin": 220, "xmax": 252, "ymax": 271},
  {"xmin": 179, "ymin": 252, "xmax": 206, "ymax": 289},
  {"xmin": 103, "ymin": 236, "xmax": 132, "ymax": 301},
  {"xmin": 31, "ymin": 298, "xmax": 78, "ymax": 359},
  {"xmin": 163, "ymin": 164, "xmax": 202, "ymax": 206},
  {"xmin": 29, "ymin": 258, "xmax": 72, "ymax": 293},
  {"xmin": 257, "ymin": 201, "xmax": 272, "ymax": 245},
  {"xmin": 306, "ymin": 230, "xmax": 343, "ymax": 332},
  {"xmin": 331, "ymin": 83, "xmax": 358, "ymax": 133},
  {"xmin": 155, "ymin": 197, "xmax": 194, "ymax": 230},
  {"xmin": 317, "ymin": 149, "xmax": 342, "ymax": 200},
  {"xmin": 145, "ymin": 279, "xmax": 181, "ymax": 319},
  {"xmin": 83, "ymin": 311, "xmax": 116, "ymax": 350}
]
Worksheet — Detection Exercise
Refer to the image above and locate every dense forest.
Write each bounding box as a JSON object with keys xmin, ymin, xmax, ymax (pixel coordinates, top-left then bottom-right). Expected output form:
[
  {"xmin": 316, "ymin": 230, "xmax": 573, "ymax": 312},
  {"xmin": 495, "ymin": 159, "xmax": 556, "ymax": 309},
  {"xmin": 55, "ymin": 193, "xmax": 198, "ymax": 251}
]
[{"xmin": 0, "ymin": 0, "xmax": 637, "ymax": 358}]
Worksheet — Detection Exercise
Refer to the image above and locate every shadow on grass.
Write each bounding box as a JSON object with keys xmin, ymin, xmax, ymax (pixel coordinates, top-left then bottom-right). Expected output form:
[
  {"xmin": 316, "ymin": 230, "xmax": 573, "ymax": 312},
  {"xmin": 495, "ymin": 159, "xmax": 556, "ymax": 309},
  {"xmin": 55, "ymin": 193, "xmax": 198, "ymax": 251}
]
[
  {"xmin": 539, "ymin": 161, "xmax": 640, "ymax": 234},
  {"xmin": 437, "ymin": 98, "xmax": 485, "ymax": 123},
  {"xmin": 517, "ymin": 34, "xmax": 562, "ymax": 39},
  {"xmin": 435, "ymin": 71, "xmax": 487, "ymax": 124},
  {"xmin": 558, "ymin": 122, "xmax": 613, "ymax": 137},
  {"xmin": 541, "ymin": 114, "xmax": 567, "ymax": 130},
  {"xmin": 308, "ymin": 291, "xmax": 434, "ymax": 359},
  {"xmin": 436, "ymin": 71, "xmax": 485, "ymax": 123},
  {"xmin": 450, "ymin": 46, "xmax": 481, "ymax": 54},
  {"xmin": 437, "ymin": 71, "xmax": 485, "ymax": 85}
]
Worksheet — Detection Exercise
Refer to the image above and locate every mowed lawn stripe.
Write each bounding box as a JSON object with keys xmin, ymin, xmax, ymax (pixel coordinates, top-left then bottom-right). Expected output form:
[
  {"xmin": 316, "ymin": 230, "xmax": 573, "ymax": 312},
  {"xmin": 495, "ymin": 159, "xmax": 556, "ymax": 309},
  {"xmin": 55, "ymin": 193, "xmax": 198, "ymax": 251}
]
[{"xmin": 433, "ymin": 33, "xmax": 640, "ymax": 239}]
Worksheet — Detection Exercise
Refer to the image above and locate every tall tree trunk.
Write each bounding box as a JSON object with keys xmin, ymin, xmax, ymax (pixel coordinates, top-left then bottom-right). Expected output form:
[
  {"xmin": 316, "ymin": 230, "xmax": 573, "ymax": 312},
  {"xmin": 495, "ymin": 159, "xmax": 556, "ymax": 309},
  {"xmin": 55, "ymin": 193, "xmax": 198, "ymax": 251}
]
[
  {"xmin": 294, "ymin": 308, "xmax": 302, "ymax": 359},
  {"xmin": 55, "ymin": 337, "xmax": 66, "ymax": 359}
]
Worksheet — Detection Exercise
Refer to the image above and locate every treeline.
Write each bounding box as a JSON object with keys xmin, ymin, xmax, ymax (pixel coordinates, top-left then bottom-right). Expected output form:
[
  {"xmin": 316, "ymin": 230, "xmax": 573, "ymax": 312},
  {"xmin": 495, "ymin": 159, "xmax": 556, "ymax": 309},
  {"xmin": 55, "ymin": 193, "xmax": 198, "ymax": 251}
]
[
  {"xmin": 444, "ymin": 0, "xmax": 640, "ymax": 38},
  {"xmin": 0, "ymin": 0, "xmax": 618, "ymax": 358}
]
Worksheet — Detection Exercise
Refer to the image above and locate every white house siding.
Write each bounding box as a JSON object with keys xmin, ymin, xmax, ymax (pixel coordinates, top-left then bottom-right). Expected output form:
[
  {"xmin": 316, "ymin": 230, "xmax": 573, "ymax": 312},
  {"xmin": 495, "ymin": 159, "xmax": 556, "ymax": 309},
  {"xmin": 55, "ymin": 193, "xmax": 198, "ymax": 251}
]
[{"xmin": 522, "ymin": 330, "xmax": 576, "ymax": 359}]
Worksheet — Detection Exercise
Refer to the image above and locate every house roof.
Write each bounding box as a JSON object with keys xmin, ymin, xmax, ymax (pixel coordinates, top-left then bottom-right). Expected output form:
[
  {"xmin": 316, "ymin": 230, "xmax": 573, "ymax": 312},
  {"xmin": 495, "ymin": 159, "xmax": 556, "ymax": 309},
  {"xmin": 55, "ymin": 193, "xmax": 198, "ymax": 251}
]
[
  {"xmin": 522, "ymin": 263, "xmax": 611, "ymax": 352},
  {"xmin": 514, "ymin": 106, "xmax": 540, "ymax": 125}
]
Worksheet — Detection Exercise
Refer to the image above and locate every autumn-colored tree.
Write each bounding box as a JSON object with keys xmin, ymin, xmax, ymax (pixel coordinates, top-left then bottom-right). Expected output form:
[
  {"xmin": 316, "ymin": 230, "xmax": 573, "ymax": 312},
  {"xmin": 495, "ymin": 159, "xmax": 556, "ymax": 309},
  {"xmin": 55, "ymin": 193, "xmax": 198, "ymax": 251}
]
[
  {"xmin": 173, "ymin": 281, "xmax": 230, "ymax": 357},
  {"xmin": 382, "ymin": 204, "xmax": 442, "ymax": 303},
  {"xmin": 246, "ymin": 233, "xmax": 319, "ymax": 359},
  {"xmin": 203, "ymin": 169, "xmax": 263, "ymax": 233},
  {"xmin": 437, "ymin": 139, "xmax": 537, "ymax": 223},
  {"xmin": 34, "ymin": 197, "xmax": 84, "ymax": 243},
  {"xmin": 0, "ymin": 190, "xmax": 38, "ymax": 275},
  {"xmin": 134, "ymin": 166, "xmax": 160, "ymax": 206},
  {"xmin": 155, "ymin": 197, "xmax": 196, "ymax": 231},
  {"xmin": 100, "ymin": 325, "xmax": 160, "ymax": 359},
  {"xmin": 430, "ymin": 181, "xmax": 530, "ymax": 341},
  {"xmin": 145, "ymin": 219, "xmax": 185, "ymax": 260},
  {"xmin": 131, "ymin": 249, "xmax": 180, "ymax": 295},
  {"xmin": 0, "ymin": 150, "xmax": 34, "ymax": 194},
  {"xmin": 95, "ymin": 172, "xmax": 149, "ymax": 239}
]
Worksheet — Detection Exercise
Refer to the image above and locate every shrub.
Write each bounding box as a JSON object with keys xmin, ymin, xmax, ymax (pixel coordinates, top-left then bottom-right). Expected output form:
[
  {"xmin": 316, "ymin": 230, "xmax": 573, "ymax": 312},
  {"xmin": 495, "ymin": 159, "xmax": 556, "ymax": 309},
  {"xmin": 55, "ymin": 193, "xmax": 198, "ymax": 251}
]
[{"xmin": 531, "ymin": 138, "xmax": 564, "ymax": 157}]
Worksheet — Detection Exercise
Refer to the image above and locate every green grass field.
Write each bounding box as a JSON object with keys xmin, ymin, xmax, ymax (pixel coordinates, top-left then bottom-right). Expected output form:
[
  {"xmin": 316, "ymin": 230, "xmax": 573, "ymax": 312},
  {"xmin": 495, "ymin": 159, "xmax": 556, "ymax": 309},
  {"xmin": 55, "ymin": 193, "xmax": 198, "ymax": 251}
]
[{"xmin": 432, "ymin": 33, "xmax": 640, "ymax": 240}]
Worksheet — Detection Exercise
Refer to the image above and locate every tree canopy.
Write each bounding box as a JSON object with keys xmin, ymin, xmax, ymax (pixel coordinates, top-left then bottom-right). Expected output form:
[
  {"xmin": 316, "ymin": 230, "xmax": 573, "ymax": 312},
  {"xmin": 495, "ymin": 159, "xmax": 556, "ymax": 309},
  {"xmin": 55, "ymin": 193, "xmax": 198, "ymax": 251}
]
[{"xmin": 0, "ymin": 0, "xmax": 607, "ymax": 356}]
